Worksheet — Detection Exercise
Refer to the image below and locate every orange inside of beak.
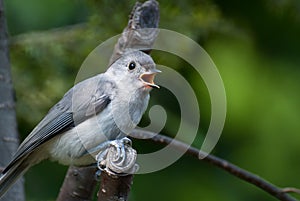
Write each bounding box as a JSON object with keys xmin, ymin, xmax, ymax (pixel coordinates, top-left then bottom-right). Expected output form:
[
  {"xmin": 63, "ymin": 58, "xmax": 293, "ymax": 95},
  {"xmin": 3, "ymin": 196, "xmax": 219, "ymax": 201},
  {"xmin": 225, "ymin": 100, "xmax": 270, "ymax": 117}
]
[{"xmin": 140, "ymin": 73, "xmax": 159, "ymax": 88}]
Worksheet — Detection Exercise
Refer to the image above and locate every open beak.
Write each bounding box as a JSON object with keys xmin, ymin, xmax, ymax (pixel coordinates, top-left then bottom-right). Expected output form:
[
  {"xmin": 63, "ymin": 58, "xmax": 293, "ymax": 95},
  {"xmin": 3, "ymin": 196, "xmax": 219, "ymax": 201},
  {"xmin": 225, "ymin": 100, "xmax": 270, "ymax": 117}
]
[{"xmin": 139, "ymin": 69, "xmax": 161, "ymax": 89}]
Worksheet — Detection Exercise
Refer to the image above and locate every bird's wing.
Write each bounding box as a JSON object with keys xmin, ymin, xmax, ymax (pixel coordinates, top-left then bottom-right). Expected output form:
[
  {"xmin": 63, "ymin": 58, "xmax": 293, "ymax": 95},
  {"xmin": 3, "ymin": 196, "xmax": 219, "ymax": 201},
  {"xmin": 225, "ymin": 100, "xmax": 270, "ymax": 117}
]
[{"xmin": 3, "ymin": 74, "xmax": 114, "ymax": 173}]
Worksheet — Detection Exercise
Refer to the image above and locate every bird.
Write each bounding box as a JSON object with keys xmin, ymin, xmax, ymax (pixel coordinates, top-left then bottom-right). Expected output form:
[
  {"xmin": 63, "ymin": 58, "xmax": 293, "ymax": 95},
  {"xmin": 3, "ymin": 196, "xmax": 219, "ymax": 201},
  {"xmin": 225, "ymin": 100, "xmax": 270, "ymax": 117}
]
[{"xmin": 0, "ymin": 50, "xmax": 160, "ymax": 197}]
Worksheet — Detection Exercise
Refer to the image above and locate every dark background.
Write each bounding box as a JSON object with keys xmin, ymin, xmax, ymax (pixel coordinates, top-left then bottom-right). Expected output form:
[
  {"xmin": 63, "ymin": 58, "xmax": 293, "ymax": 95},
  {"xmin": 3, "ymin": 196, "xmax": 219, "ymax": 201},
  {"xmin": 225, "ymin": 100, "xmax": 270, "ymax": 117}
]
[{"xmin": 3, "ymin": 0, "xmax": 300, "ymax": 200}]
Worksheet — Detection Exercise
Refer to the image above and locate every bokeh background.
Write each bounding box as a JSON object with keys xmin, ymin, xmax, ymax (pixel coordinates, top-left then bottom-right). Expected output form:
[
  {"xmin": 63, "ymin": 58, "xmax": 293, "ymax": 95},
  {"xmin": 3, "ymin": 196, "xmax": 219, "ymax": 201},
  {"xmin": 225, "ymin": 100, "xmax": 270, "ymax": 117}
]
[{"xmin": 3, "ymin": 0, "xmax": 300, "ymax": 200}]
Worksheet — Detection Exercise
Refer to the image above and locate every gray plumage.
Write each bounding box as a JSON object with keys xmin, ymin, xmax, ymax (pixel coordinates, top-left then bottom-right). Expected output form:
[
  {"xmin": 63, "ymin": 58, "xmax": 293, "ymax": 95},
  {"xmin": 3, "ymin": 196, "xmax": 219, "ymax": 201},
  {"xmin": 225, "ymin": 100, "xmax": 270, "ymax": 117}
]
[{"xmin": 0, "ymin": 50, "xmax": 160, "ymax": 197}]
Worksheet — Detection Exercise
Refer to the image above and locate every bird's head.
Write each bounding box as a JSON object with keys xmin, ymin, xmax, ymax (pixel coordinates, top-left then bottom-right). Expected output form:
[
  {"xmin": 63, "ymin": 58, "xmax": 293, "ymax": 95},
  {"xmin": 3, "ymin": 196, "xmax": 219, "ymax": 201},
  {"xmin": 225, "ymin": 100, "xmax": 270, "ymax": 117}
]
[{"xmin": 106, "ymin": 50, "xmax": 160, "ymax": 91}]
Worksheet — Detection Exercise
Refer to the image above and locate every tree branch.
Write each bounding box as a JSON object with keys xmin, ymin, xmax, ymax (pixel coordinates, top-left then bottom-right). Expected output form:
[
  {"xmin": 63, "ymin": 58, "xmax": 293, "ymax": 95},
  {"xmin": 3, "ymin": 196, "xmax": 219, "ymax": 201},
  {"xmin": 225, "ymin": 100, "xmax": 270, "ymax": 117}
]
[
  {"xmin": 56, "ymin": 166, "xmax": 97, "ymax": 201},
  {"xmin": 130, "ymin": 129, "xmax": 299, "ymax": 201},
  {"xmin": 108, "ymin": 0, "xmax": 159, "ymax": 65},
  {"xmin": 97, "ymin": 172, "xmax": 133, "ymax": 201},
  {"xmin": 94, "ymin": 137, "xmax": 138, "ymax": 201}
]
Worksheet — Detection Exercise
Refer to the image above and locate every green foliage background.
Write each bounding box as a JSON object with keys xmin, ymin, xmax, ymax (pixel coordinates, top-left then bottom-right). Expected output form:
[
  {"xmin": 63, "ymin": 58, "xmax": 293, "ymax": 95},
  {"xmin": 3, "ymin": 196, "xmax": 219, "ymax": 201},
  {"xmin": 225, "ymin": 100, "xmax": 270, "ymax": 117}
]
[{"xmin": 3, "ymin": 0, "xmax": 300, "ymax": 200}]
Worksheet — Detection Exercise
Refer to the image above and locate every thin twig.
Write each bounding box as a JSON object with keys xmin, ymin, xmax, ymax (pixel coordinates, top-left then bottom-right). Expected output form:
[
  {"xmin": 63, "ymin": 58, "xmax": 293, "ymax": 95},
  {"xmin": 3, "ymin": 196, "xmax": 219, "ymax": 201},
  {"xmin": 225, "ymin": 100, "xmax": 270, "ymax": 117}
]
[
  {"xmin": 282, "ymin": 188, "xmax": 300, "ymax": 195},
  {"xmin": 131, "ymin": 129, "xmax": 298, "ymax": 201}
]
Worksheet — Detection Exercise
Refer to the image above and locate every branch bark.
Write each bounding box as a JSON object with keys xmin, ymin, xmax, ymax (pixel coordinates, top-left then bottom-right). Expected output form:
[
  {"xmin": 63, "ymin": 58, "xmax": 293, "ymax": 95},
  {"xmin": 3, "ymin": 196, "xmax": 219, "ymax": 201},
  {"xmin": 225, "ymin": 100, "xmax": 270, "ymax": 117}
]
[
  {"xmin": 0, "ymin": 0, "xmax": 25, "ymax": 200},
  {"xmin": 56, "ymin": 166, "xmax": 97, "ymax": 201},
  {"xmin": 97, "ymin": 172, "xmax": 133, "ymax": 201},
  {"xmin": 130, "ymin": 129, "xmax": 298, "ymax": 201},
  {"xmin": 108, "ymin": 0, "xmax": 159, "ymax": 65}
]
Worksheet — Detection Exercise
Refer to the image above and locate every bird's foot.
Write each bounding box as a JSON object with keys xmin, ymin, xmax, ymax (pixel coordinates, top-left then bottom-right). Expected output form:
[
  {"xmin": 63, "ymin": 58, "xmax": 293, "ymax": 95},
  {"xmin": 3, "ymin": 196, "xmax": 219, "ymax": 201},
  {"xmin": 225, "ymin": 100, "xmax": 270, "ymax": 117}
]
[{"xmin": 95, "ymin": 137, "xmax": 139, "ymax": 176}]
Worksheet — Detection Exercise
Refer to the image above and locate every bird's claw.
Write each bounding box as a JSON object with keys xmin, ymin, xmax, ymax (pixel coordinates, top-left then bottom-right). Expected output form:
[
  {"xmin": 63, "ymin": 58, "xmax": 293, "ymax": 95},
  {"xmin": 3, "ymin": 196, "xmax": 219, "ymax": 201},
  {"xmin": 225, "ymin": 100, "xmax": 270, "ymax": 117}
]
[{"xmin": 95, "ymin": 137, "xmax": 138, "ymax": 176}]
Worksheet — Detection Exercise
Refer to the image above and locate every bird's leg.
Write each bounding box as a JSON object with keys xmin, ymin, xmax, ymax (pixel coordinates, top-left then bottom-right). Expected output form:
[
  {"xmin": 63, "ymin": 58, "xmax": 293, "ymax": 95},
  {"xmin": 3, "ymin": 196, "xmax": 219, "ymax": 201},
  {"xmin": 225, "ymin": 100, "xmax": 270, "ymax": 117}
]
[{"xmin": 95, "ymin": 137, "xmax": 138, "ymax": 176}]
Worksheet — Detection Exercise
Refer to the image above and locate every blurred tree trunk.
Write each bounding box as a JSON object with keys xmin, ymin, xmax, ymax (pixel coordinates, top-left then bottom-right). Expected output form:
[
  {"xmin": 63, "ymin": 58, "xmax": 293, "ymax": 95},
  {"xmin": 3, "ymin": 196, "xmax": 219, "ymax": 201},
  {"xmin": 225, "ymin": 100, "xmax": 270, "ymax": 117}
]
[{"xmin": 0, "ymin": 0, "xmax": 25, "ymax": 200}]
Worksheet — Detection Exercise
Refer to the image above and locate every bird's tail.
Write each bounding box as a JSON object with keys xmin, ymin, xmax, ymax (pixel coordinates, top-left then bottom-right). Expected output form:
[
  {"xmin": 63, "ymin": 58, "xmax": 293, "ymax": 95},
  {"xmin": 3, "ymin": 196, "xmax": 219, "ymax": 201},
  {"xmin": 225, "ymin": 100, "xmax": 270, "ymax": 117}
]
[{"xmin": 0, "ymin": 160, "xmax": 29, "ymax": 198}]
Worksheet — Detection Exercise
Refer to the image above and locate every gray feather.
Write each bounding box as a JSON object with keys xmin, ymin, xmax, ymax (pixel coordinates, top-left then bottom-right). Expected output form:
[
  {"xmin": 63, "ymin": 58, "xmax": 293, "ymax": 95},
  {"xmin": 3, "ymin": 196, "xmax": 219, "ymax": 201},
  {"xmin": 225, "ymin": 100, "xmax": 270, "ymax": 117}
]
[
  {"xmin": 2, "ymin": 74, "xmax": 113, "ymax": 174},
  {"xmin": 0, "ymin": 159, "xmax": 29, "ymax": 198}
]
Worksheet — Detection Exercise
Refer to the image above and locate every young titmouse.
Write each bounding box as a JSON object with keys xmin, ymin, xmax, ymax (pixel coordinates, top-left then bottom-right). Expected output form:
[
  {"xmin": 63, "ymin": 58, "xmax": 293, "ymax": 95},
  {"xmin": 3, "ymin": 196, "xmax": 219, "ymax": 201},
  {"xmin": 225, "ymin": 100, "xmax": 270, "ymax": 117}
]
[{"xmin": 0, "ymin": 50, "xmax": 160, "ymax": 197}]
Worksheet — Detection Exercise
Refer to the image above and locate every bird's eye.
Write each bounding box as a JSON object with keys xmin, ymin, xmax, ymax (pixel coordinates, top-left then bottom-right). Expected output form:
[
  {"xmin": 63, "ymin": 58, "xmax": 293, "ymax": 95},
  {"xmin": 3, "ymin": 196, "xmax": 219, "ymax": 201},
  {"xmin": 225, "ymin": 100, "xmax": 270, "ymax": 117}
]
[{"xmin": 128, "ymin": 61, "xmax": 136, "ymax": 70}]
